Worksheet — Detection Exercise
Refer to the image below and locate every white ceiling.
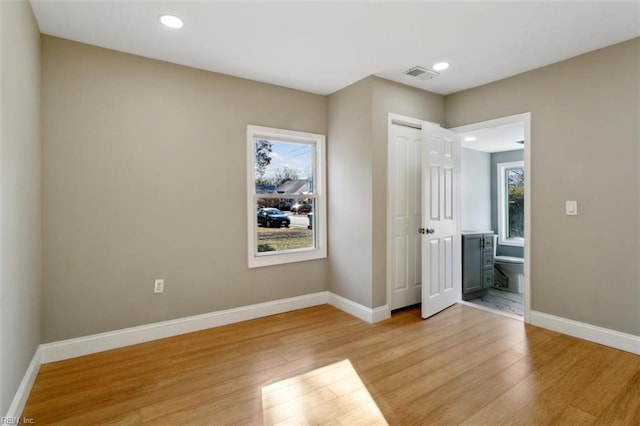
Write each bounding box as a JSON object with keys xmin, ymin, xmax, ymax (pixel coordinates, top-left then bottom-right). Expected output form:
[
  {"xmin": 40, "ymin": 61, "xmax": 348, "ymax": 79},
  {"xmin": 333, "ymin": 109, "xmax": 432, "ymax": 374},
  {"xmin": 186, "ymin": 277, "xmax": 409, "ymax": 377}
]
[
  {"xmin": 30, "ymin": 1, "xmax": 640, "ymax": 96},
  {"xmin": 459, "ymin": 123, "xmax": 524, "ymax": 153}
]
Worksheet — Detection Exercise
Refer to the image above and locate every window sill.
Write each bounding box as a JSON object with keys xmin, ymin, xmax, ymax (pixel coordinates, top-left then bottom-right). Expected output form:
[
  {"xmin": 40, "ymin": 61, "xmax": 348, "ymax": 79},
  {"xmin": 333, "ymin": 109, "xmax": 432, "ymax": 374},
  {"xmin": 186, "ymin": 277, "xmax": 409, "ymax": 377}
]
[{"xmin": 248, "ymin": 248, "xmax": 326, "ymax": 269}]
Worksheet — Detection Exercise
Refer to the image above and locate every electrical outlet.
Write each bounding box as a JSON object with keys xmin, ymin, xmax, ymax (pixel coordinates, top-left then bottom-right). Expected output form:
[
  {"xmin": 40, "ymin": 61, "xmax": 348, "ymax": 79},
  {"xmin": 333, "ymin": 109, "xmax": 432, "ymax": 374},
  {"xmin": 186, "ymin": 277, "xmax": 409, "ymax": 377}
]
[{"xmin": 154, "ymin": 279, "xmax": 164, "ymax": 294}]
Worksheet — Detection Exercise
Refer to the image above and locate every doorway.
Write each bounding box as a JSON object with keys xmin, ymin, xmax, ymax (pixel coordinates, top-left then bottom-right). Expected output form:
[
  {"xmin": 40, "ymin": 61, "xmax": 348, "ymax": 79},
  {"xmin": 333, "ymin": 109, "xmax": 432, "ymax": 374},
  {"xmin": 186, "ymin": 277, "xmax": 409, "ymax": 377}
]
[{"xmin": 451, "ymin": 113, "xmax": 531, "ymax": 322}]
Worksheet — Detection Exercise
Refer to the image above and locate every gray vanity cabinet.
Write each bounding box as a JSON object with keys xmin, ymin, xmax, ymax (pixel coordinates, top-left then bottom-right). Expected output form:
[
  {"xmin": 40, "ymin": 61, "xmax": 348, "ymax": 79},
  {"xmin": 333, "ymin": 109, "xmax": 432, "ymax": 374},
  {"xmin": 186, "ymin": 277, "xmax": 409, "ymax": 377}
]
[{"xmin": 462, "ymin": 232, "xmax": 494, "ymax": 300}]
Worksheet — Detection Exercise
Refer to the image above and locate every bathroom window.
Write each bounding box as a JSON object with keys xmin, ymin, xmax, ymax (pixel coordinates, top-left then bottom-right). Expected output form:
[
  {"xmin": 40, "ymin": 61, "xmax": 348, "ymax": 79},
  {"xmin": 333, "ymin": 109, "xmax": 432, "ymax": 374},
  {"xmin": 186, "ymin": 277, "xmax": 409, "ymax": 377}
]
[
  {"xmin": 246, "ymin": 125, "xmax": 327, "ymax": 268},
  {"xmin": 497, "ymin": 161, "xmax": 524, "ymax": 246}
]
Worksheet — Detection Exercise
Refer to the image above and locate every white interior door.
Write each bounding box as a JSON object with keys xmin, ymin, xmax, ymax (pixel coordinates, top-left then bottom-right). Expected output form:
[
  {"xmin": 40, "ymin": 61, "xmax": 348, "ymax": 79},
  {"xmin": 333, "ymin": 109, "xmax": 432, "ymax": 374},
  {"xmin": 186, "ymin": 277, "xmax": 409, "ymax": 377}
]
[
  {"xmin": 421, "ymin": 124, "xmax": 461, "ymax": 319},
  {"xmin": 389, "ymin": 123, "xmax": 422, "ymax": 309}
]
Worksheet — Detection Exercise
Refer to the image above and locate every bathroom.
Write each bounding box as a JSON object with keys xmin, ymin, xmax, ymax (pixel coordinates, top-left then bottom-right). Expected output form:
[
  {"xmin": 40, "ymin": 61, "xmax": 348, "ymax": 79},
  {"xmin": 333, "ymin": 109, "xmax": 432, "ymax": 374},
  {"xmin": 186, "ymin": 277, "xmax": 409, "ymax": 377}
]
[{"xmin": 458, "ymin": 122, "xmax": 525, "ymax": 317}]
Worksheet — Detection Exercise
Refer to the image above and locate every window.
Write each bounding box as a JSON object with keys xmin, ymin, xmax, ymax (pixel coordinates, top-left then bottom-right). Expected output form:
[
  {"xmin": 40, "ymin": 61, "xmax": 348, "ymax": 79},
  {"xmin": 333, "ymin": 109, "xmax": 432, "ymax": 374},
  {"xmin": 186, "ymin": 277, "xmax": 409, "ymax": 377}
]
[
  {"xmin": 497, "ymin": 161, "xmax": 524, "ymax": 246},
  {"xmin": 247, "ymin": 125, "xmax": 326, "ymax": 268}
]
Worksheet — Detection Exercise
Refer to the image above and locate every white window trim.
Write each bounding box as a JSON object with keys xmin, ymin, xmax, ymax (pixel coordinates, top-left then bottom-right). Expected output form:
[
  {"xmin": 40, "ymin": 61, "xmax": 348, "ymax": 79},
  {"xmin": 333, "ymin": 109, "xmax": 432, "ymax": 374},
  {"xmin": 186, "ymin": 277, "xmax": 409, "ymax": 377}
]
[
  {"xmin": 497, "ymin": 160, "xmax": 524, "ymax": 247},
  {"xmin": 247, "ymin": 125, "xmax": 327, "ymax": 268}
]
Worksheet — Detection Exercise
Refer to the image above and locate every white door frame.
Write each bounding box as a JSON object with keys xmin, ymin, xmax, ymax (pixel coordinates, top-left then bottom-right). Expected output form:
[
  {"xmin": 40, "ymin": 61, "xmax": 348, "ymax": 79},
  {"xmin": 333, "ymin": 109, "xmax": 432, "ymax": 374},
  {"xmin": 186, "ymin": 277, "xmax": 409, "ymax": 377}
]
[{"xmin": 449, "ymin": 112, "xmax": 532, "ymax": 324}]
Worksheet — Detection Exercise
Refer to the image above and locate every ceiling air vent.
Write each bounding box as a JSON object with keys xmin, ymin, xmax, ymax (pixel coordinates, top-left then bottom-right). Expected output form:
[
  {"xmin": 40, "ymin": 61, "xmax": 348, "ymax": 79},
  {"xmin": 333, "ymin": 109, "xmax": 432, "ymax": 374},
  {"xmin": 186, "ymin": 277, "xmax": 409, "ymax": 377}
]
[{"xmin": 404, "ymin": 66, "xmax": 439, "ymax": 80}]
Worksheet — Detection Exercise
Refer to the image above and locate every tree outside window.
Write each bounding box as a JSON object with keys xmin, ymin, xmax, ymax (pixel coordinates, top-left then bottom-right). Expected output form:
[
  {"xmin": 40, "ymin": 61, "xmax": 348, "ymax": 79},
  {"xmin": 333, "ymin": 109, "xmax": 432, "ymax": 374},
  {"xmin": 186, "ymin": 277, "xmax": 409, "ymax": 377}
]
[
  {"xmin": 498, "ymin": 161, "xmax": 524, "ymax": 246},
  {"xmin": 507, "ymin": 167, "xmax": 524, "ymax": 239}
]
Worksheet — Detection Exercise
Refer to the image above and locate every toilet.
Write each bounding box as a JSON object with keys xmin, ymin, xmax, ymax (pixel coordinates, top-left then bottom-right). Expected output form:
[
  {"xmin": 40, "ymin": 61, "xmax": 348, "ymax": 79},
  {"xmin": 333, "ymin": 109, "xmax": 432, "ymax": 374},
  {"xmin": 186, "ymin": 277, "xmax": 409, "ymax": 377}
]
[{"xmin": 493, "ymin": 235, "xmax": 524, "ymax": 293}]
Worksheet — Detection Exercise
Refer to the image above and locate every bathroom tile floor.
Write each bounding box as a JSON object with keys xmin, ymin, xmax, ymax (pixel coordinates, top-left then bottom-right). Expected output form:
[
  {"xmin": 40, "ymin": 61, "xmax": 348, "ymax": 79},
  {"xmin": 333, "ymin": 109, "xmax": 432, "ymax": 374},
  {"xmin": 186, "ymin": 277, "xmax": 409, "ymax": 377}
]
[{"xmin": 469, "ymin": 287, "xmax": 523, "ymax": 316}]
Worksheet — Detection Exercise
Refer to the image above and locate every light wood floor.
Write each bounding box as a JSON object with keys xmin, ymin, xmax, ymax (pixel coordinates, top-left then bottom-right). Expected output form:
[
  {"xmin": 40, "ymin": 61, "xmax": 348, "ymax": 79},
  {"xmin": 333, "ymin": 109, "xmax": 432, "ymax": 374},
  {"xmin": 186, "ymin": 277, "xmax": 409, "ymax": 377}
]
[{"xmin": 23, "ymin": 304, "xmax": 640, "ymax": 425}]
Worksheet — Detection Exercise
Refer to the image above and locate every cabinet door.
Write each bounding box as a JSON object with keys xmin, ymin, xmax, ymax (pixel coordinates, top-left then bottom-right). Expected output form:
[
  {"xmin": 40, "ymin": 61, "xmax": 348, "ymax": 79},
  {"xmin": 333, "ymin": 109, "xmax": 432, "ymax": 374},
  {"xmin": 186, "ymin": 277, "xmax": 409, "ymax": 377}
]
[
  {"xmin": 483, "ymin": 249, "xmax": 494, "ymax": 268},
  {"xmin": 483, "ymin": 267, "xmax": 495, "ymax": 289},
  {"xmin": 462, "ymin": 235, "xmax": 483, "ymax": 293},
  {"xmin": 483, "ymin": 234, "xmax": 494, "ymax": 251}
]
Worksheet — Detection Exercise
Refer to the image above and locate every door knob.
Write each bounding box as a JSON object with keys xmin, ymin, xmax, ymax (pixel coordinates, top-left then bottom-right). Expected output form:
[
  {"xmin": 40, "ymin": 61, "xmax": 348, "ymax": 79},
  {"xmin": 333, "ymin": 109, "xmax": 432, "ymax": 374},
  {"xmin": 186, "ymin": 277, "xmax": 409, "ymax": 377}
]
[
  {"xmin": 419, "ymin": 228, "xmax": 436, "ymax": 234},
  {"xmin": 426, "ymin": 228, "xmax": 435, "ymax": 234}
]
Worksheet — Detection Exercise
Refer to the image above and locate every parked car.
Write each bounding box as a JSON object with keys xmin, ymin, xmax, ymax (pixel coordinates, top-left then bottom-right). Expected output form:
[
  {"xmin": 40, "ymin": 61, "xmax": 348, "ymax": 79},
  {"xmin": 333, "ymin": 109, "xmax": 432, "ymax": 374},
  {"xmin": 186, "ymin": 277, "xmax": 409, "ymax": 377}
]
[
  {"xmin": 257, "ymin": 208, "xmax": 290, "ymax": 228},
  {"xmin": 291, "ymin": 203, "xmax": 312, "ymax": 214}
]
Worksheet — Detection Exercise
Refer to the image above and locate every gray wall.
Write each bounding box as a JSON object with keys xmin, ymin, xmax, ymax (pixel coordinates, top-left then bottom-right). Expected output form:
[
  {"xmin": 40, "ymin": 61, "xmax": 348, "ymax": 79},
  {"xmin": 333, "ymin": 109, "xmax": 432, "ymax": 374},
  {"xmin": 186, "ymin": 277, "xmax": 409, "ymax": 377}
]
[
  {"xmin": 446, "ymin": 37, "xmax": 640, "ymax": 336},
  {"xmin": 0, "ymin": 0, "xmax": 42, "ymax": 414},
  {"xmin": 41, "ymin": 36, "xmax": 328, "ymax": 342},
  {"xmin": 491, "ymin": 150, "xmax": 524, "ymax": 258},
  {"xmin": 328, "ymin": 76, "xmax": 444, "ymax": 308},
  {"xmin": 461, "ymin": 148, "xmax": 491, "ymax": 232},
  {"xmin": 327, "ymin": 78, "xmax": 374, "ymax": 307}
]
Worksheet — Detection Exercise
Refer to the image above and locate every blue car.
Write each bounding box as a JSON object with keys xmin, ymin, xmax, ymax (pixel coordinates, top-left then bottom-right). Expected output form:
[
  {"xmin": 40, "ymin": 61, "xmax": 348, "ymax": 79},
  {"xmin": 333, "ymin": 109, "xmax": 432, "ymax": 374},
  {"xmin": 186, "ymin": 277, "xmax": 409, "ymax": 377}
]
[{"xmin": 257, "ymin": 208, "xmax": 290, "ymax": 228}]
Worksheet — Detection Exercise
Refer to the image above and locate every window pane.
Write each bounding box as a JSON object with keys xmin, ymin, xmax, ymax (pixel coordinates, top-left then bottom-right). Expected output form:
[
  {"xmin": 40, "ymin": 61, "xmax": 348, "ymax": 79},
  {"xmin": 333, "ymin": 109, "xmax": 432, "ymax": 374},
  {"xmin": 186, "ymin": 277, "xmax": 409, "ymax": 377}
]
[
  {"xmin": 256, "ymin": 197, "xmax": 315, "ymax": 254},
  {"xmin": 253, "ymin": 138, "xmax": 316, "ymax": 254},
  {"xmin": 254, "ymin": 138, "xmax": 316, "ymax": 253},
  {"xmin": 255, "ymin": 139, "xmax": 314, "ymax": 194},
  {"xmin": 248, "ymin": 125, "xmax": 326, "ymax": 268},
  {"xmin": 507, "ymin": 167, "xmax": 524, "ymax": 238}
]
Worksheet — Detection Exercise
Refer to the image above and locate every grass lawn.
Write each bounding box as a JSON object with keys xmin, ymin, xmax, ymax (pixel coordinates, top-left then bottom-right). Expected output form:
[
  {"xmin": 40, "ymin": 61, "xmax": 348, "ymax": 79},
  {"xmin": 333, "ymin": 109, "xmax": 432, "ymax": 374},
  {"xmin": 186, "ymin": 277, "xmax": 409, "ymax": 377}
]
[{"xmin": 257, "ymin": 226, "xmax": 313, "ymax": 252}]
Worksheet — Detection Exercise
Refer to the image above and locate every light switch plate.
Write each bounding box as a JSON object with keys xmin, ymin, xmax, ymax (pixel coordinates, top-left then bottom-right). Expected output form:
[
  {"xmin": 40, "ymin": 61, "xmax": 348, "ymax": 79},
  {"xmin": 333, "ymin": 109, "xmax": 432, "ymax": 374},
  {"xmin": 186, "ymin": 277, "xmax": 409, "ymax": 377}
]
[{"xmin": 565, "ymin": 200, "xmax": 578, "ymax": 215}]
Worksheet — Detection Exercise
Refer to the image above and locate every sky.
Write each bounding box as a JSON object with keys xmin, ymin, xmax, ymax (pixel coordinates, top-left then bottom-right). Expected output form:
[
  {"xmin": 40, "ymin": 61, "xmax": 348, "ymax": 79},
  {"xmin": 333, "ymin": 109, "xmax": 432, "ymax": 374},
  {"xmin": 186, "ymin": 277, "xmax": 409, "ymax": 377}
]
[{"xmin": 265, "ymin": 140, "xmax": 313, "ymax": 180}]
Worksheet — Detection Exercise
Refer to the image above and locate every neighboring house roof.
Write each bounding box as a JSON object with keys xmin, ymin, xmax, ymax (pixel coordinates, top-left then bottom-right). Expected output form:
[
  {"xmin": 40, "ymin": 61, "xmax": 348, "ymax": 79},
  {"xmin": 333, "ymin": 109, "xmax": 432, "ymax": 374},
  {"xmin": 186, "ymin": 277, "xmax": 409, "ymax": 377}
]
[
  {"xmin": 255, "ymin": 184, "xmax": 276, "ymax": 194},
  {"xmin": 275, "ymin": 179, "xmax": 312, "ymax": 194}
]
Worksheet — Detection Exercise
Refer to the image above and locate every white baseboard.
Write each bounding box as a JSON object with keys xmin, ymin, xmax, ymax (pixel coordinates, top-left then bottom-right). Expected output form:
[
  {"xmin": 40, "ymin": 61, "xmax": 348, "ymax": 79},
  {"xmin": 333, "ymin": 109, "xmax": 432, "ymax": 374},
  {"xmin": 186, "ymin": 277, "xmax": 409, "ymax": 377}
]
[
  {"xmin": 530, "ymin": 310, "xmax": 640, "ymax": 355},
  {"xmin": 41, "ymin": 292, "xmax": 329, "ymax": 364},
  {"xmin": 8, "ymin": 291, "xmax": 385, "ymax": 418},
  {"xmin": 372, "ymin": 305, "xmax": 391, "ymax": 323},
  {"xmin": 5, "ymin": 346, "xmax": 42, "ymax": 419},
  {"xmin": 327, "ymin": 292, "xmax": 389, "ymax": 324}
]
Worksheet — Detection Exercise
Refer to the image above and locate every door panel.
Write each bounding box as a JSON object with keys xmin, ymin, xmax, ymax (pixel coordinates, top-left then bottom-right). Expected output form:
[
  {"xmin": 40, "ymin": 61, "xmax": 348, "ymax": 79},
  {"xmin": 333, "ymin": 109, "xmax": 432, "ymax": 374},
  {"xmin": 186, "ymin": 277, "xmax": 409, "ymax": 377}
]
[
  {"xmin": 429, "ymin": 239, "xmax": 439, "ymax": 296},
  {"xmin": 421, "ymin": 124, "xmax": 461, "ymax": 319},
  {"xmin": 393, "ymin": 235, "xmax": 407, "ymax": 292},
  {"xmin": 429, "ymin": 166, "xmax": 440, "ymax": 221},
  {"xmin": 444, "ymin": 138, "xmax": 454, "ymax": 159},
  {"xmin": 444, "ymin": 236, "xmax": 454, "ymax": 290},
  {"xmin": 444, "ymin": 167, "xmax": 453, "ymax": 219},
  {"xmin": 389, "ymin": 124, "xmax": 422, "ymax": 309}
]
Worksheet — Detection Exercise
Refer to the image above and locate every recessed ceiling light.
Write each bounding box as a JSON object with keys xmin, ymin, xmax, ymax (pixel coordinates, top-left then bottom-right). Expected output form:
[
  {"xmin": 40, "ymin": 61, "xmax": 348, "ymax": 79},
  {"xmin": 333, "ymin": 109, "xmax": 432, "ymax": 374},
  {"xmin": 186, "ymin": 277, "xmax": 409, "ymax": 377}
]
[
  {"xmin": 463, "ymin": 136, "xmax": 476, "ymax": 142},
  {"xmin": 159, "ymin": 14, "xmax": 183, "ymax": 29},
  {"xmin": 432, "ymin": 62, "xmax": 450, "ymax": 71}
]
